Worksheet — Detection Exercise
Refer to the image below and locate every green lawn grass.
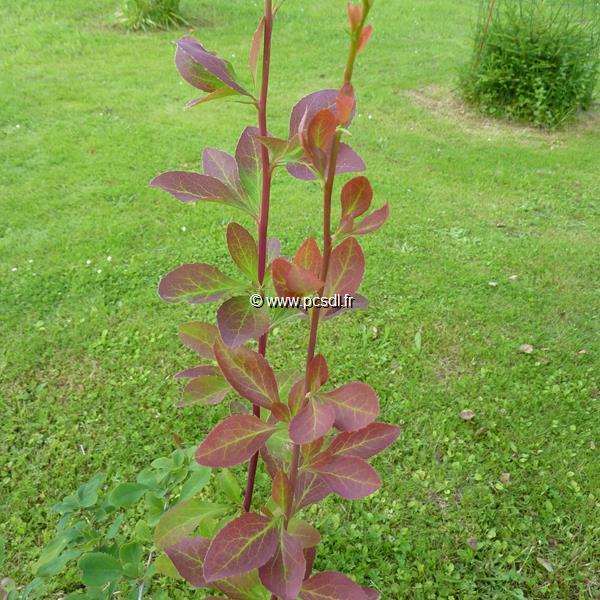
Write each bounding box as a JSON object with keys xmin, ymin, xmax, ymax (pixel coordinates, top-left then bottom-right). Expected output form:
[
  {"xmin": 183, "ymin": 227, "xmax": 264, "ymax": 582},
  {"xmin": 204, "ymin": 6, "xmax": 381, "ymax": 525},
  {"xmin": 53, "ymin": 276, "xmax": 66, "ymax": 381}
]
[{"xmin": 1, "ymin": 0, "xmax": 599, "ymax": 598}]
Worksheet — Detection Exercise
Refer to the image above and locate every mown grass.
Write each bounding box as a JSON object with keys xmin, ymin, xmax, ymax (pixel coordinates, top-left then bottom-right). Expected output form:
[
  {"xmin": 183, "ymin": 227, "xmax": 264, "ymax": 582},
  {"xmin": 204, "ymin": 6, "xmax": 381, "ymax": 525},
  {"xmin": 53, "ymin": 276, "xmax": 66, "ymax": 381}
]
[{"xmin": 1, "ymin": 0, "xmax": 599, "ymax": 598}]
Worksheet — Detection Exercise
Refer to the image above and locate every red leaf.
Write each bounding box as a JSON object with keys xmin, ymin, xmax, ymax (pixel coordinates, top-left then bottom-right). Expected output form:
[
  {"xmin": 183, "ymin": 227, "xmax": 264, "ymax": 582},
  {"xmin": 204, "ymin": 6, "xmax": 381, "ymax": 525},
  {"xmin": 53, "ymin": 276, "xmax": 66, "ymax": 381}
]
[
  {"xmin": 165, "ymin": 536, "xmax": 210, "ymax": 588},
  {"xmin": 288, "ymin": 518, "xmax": 321, "ymax": 549},
  {"xmin": 178, "ymin": 321, "xmax": 219, "ymax": 358},
  {"xmin": 150, "ymin": 171, "xmax": 240, "ymax": 205},
  {"xmin": 357, "ymin": 24, "xmax": 373, "ymax": 55},
  {"xmin": 227, "ymin": 223, "xmax": 258, "ymax": 281},
  {"xmin": 289, "ymin": 400, "xmax": 336, "ymax": 444},
  {"xmin": 328, "ymin": 422, "xmax": 401, "ymax": 459},
  {"xmin": 214, "ymin": 340, "xmax": 280, "ymax": 408},
  {"xmin": 270, "ymin": 402, "xmax": 291, "ymax": 422},
  {"xmin": 341, "ymin": 176, "xmax": 372, "ymax": 220},
  {"xmin": 312, "ymin": 455, "xmax": 381, "ymax": 500},
  {"xmin": 175, "ymin": 37, "xmax": 250, "ymax": 97},
  {"xmin": 259, "ymin": 531, "xmax": 305, "ymax": 600},
  {"xmin": 203, "ymin": 148, "xmax": 243, "ymax": 197},
  {"xmin": 159, "ymin": 263, "xmax": 242, "ymax": 304},
  {"xmin": 180, "ymin": 374, "xmax": 229, "ymax": 407},
  {"xmin": 300, "ymin": 571, "xmax": 368, "ymax": 600},
  {"xmin": 323, "ymin": 293, "xmax": 368, "ymax": 321},
  {"xmin": 347, "ymin": 4, "xmax": 363, "ymax": 32},
  {"xmin": 288, "ymin": 377, "xmax": 307, "ymax": 416},
  {"xmin": 308, "ymin": 109, "xmax": 337, "ymax": 152},
  {"xmin": 304, "ymin": 547, "xmax": 316, "ymax": 581},
  {"xmin": 294, "ymin": 472, "xmax": 331, "ymax": 510},
  {"xmin": 332, "ymin": 143, "xmax": 366, "ymax": 176},
  {"xmin": 203, "ymin": 512, "xmax": 279, "ymax": 582},
  {"xmin": 249, "ymin": 17, "xmax": 265, "ymax": 81},
  {"xmin": 294, "ymin": 238, "xmax": 322, "ymax": 278},
  {"xmin": 320, "ymin": 382, "xmax": 379, "ymax": 431},
  {"xmin": 362, "ymin": 586, "xmax": 379, "ymax": 600},
  {"xmin": 289, "ymin": 90, "xmax": 352, "ymax": 139},
  {"xmin": 353, "ymin": 203, "xmax": 389, "ymax": 235},
  {"xmin": 175, "ymin": 365, "xmax": 218, "ymax": 379},
  {"xmin": 195, "ymin": 415, "xmax": 277, "ymax": 468},
  {"xmin": 217, "ymin": 296, "xmax": 270, "ymax": 348},
  {"xmin": 272, "ymin": 258, "xmax": 324, "ymax": 299},
  {"xmin": 272, "ymin": 472, "xmax": 293, "ymax": 513},
  {"xmin": 307, "ymin": 354, "xmax": 328, "ymax": 393},
  {"xmin": 325, "ymin": 238, "xmax": 365, "ymax": 297},
  {"xmin": 336, "ymin": 83, "xmax": 356, "ymax": 126}
]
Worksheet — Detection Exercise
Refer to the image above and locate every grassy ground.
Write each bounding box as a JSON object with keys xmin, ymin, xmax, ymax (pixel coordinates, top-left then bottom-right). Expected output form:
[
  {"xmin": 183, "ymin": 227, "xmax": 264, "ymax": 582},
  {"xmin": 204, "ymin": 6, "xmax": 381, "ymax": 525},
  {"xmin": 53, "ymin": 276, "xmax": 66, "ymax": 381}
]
[{"xmin": 1, "ymin": 0, "xmax": 599, "ymax": 598}]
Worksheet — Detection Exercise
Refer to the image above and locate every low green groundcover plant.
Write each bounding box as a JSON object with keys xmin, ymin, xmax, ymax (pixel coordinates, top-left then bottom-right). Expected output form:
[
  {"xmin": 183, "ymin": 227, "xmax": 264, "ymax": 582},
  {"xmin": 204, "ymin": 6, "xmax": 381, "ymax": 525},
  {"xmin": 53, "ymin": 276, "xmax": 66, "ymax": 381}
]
[
  {"xmin": 460, "ymin": 0, "xmax": 600, "ymax": 128},
  {"xmin": 1, "ymin": 1, "xmax": 399, "ymax": 598},
  {"xmin": 116, "ymin": 0, "xmax": 188, "ymax": 31}
]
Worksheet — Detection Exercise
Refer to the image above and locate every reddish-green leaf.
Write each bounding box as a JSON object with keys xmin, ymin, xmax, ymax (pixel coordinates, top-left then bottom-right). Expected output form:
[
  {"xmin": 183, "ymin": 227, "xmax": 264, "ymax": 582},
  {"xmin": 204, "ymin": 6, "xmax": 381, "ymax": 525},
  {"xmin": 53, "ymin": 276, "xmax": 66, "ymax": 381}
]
[
  {"xmin": 257, "ymin": 135, "xmax": 303, "ymax": 165},
  {"xmin": 294, "ymin": 472, "xmax": 330, "ymax": 510},
  {"xmin": 357, "ymin": 24, "xmax": 373, "ymax": 55},
  {"xmin": 289, "ymin": 90, "xmax": 355, "ymax": 139},
  {"xmin": 289, "ymin": 400, "xmax": 335, "ymax": 445},
  {"xmin": 214, "ymin": 570, "xmax": 263, "ymax": 599},
  {"xmin": 347, "ymin": 4, "xmax": 363, "ymax": 31},
  {"xmin": 150, "ymin": 171, "xmax": 241, "ymax": 206},
  {"xmin": 176, "ymin": 365, "xmax": 218, "ymax": 379},
  {"xmin": 288, "ymin": 378, "xmax": 307, "ymax": 416},
  {"xmin": 259, "ymin": 531, "xmax": 305, "ymax": 600},
  {"xmin": 288, "ymin": 518, "xmax": 321, "ymax": 549},
  {"xmin": 154, "ymin": 499, "xmax": 230, "ymax": 549},
  {"xmin": 217, "ymin": 296, "xmax": 270, "ymax": 348},
  {"xmin": 178, "ymin": 321, "xmax": 219, "ymax": 358},
  {"xmin": 352, "ymin": 203, "xmax": 389, "ymax": 235},
  {"xmin": 272, "ymin": 258, "xmax": 324, "ymax": 299},
  {"xmin": 312, "ymin": 455, "xmax": 381, "ymax": 500},
  {"xmin": 304, "ymin": 547, "xmax": 317, "ymax": 581},
  {"xmin": 272, "ymin": 472, "xmax": 293, "ymax": 513},
  {"xmin": 180, "ymin": 374, "xmax": 229, "ymax": 407},
  {"xmin": 175, "ymin": 37, "xmax": 250, "ymax": 97},
  {"xmin": 324, "ymin": 238, "xmax": 365, "ymax": 297},
  {"xmin": 227, "ymin": 223, "xmax": 259, "ymax": 281},
  {"xmin": 341, "ymin": 176, "xmax": 372, "ymax": 220},
  {"xmin": 336, "ymin": 83, "xmax": 356, "ymax": 126},
  {"xmin": 327, "ymin": 423, "xmax": 401, "ymax": 459},
  {"xmin": 235, "ymin": 126, "xmax": 262, "ymax": 202},
  {"xmin": 214, "ymin": 340, "xmax": 280, "ymax": 408},
  {"xmin": 203, "ymin": 149, "xmax": 243, "ymax": 198},
  {"xmin": 307, "ymin": 354, "xmax": 328, "ymax": 393},
  {"xmin": 159, "ymin": 263, "xmax": 242, "ymax": 304},
  {"xmin": 203, "ymin": 512, "xmax": 279, "ymax": 582},
  {"xmin": 308, "ymin": 109, "xmax": 337, "ymax": 151},
  {"xmin": 195, "ymin": 415, "xmax": 278, "ymax": 468},
  {"xmin": 185, "ymin": 86, "xmax": 239, "ymax": 109},
  {"xmin": 249, "ymin": 17, "xmax": 265, "ymax": 82},
  {"xmin": 164, "ymin": 537, "xmax": 210, "ymax": 588},
  {"xmin": 320, "ymin": 382, "xmax": 379, "ymax": 432},
  {"xmin": 301, "ymin": 571, "xmax": 368, "ymax": 600},
  {"xmin": 294, "ymin": 238, "xmax": 322, "ymax": 278}
]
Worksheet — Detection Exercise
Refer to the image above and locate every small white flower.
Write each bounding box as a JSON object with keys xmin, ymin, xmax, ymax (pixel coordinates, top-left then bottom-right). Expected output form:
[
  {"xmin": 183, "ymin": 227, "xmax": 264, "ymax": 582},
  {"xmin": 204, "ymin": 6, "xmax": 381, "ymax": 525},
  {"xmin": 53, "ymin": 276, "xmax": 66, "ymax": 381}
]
[
  {"xmin": 107, "ymin": 256, "xmax": 112, "ymax": 262},
  {"xmin": 28, "ymin": 259, "xmax": 34, "ymax": 263},
  {"xmin": 96, "ymin": 268, "xmax": 102, "ymax": 274},
  {"xmin": 11, "ymin": 267, "xmax": 17, "ymax": 272},
  {"xmin": 181, "ymin": 226, "xmax": 187, "ymax": 232},
  {"xmin": 368, "ymin": 114, "xmax": 373, "ymax": 120},
  {"xmin": 15, "ymin": 124, "xmax": 20, "ymax": 128},
  {"xmin": 86, "ymin": 259, "xmax": 92, "ymax": 265}
]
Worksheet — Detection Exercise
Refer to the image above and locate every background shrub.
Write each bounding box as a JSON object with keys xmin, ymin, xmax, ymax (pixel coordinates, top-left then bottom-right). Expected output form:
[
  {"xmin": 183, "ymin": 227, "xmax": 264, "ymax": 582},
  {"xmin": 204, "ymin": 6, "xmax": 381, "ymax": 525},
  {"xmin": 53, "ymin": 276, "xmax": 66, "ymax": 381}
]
[
  {"xmin": 116, "ymin": 0, "xmax": 188, "ymax": 31},
  {"xmin": 460, "ymin": 0, "xmax": 600, "ymax": 128}
]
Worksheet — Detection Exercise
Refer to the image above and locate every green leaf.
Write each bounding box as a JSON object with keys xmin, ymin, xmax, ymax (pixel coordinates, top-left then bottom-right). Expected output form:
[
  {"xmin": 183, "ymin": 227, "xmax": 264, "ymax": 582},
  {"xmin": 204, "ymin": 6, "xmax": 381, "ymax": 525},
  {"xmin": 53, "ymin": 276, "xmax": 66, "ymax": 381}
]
[
  {"xmin": 119, "ymin": 542, "xmax": 143, "ymax": 579},
  {"xmin": 134, "ymin": 520, "xmax": 153, "ymax": 543},
  {"xmin": 154, "ymin": 498, "xmax": 231, "ymax": 549},
  {"xmin": 108, "ymin": 483, "xmax": 148, "ymax": 508},
  {"xmin": 153, "ymin": 553, "xmax": 183, "ymax": 580},
  {"xmin": 76, "ymin": 473, "xmax": 106, "ymax": 508},
  {"xmin": 179, "ymin": 467, "xmax": 211, "ymax": 501},
  {"xmin": 106, "ymin": 514, "xmax": 124, "ymax": 540},
  {"xmin": 217, "ymin": 470, "xmax": 242, "ymax": 503},
  {"xmin": 35, "ymin": 522, "xmax": 86, "ymax": 573},
  {"xmin": 0, "ymin": 539, "xmax": 4, "ymax": 568},
  {"xmin": 36, "ymin": 548, "xmax": 82, "ymax": 578},
  {"xmin": 78, "ymin": 552, "xmax": 123, "ymax": 588},
  {"xmin": 145, "ymin": 492, "xmax": 165, "ymax": 527}
]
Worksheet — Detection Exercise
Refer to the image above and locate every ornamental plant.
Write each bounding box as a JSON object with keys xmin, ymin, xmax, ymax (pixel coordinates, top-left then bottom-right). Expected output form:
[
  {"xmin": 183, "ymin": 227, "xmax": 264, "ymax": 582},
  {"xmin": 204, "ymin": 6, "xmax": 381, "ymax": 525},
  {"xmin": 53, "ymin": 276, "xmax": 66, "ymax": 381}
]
[{"xmin": 150, "ymin": 1, "xmax": 399, "ymax": 598}]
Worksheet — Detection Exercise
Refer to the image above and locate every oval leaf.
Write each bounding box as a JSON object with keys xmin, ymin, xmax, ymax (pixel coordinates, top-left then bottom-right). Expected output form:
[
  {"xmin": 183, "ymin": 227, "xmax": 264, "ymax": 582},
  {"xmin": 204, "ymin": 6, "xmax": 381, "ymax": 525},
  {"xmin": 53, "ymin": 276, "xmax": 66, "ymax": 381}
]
[
  {"xmin": 341, "ymin": 176, "xmax": 373, "ymax": 220},
  {"xmin": 195, "ymin": 415, "xmax": 278, "ymax": 468},
  {"xmin": 312, "ymin": 455, "xmax": 381, "ymax": 500},
  {"xmin": 165, "ymin": 537, "xmax": 211, "ymax": 588},
  {"xmin": 178, "ymin": 321, "xmax": 219, "ymax": 358},
  {"xmin": 320, "ymin": 382, "xmax": 379, "ymax": 432},
  {"xmin": 301, "ymin": 571, "xmax": 368, "ymax": 600},
  {"xmin": 289, "ymin": 400, "xmax": 336, "ymax": 445},
  {"xmin": 328, "ymin": 422, "xmax": 401, "ymax": 459},
  {"xmin": 203, "ymin": 512, "xmax": 279, "ymax": 582},
  {"xmin": 324, "ymin": 238, "xmax": 365, "ymax": 297},
  {"xmin": 259, "ymin": 531, "xmax": 306, "ymax": 600},
  {"xmin": 180, "ymin": 374, "xmax": 230, "ymax": 407}
]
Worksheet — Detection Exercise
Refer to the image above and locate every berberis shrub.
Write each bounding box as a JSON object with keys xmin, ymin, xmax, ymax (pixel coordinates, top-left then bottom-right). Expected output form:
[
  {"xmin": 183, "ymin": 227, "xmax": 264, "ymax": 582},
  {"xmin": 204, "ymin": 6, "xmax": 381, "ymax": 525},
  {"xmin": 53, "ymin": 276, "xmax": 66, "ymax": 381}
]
[
  {"xmin": 461, "ymin": 0, "xmax": 600, "ymax": 128},
  {"xmin": 1, "ymin": 1, "xmax": 399, "ymax": 598}
]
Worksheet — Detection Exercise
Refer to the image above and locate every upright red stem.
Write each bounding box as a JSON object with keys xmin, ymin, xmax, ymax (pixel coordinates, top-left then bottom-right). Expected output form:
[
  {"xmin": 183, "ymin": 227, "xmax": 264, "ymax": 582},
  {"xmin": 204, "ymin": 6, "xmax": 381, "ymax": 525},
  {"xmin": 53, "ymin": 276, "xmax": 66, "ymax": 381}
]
[
  {"xmin": 243, "ymin": 0, "xmax": 274, "ymax": 513},
  {"xmin": 285, "ymin": 6, "xmax": 371, "ymax": 523}
]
